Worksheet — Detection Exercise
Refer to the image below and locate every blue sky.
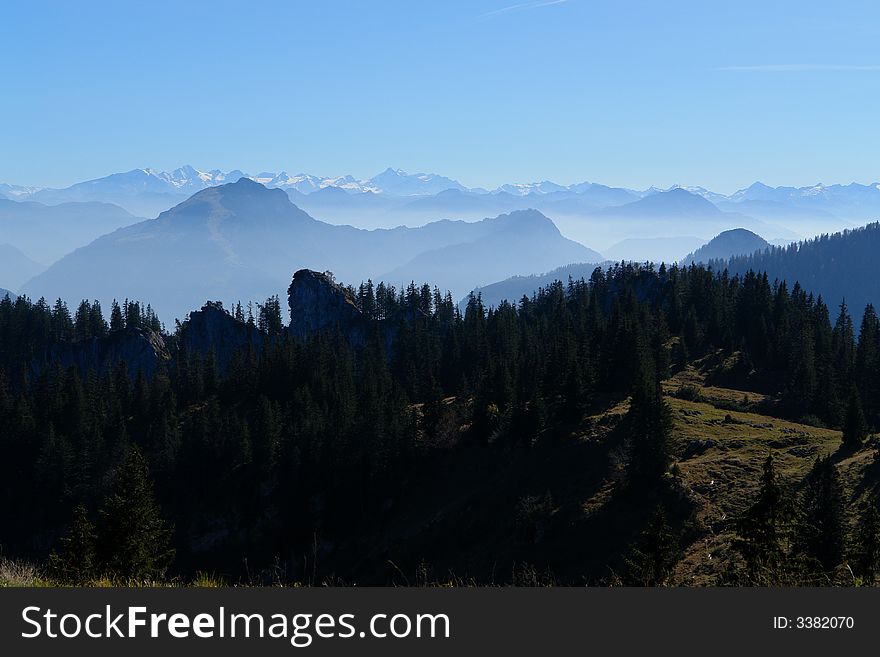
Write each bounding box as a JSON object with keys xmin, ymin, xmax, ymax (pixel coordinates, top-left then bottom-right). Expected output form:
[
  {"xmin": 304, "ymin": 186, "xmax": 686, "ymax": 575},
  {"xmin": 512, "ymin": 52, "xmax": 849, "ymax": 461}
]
[{"xmin": 2, "ymin": 0, "xmax": 880, "ymax": 192}]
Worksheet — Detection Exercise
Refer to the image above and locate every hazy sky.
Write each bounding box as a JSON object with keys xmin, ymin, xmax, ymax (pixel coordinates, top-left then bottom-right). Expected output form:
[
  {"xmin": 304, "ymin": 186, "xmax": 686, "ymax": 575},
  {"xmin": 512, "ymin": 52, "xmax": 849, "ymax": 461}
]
[{"xmin": 3, "ymin": 0, "xmax": 880, "ymax": 192}]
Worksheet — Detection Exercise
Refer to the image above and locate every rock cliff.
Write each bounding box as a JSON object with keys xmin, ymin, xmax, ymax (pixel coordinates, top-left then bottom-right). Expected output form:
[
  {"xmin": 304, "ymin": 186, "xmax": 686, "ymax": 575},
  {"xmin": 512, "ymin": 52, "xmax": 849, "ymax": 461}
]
[
  {"xmin": 33, "ymin": 326, "xmax": 170, "ymax": 379},
  {"xmin": 178, "ymin": 302, "xmax": 266, "ymax": 370},
  {"xmin": 287, "ymin": 269, "xmax": 367, "ymax": 344}
]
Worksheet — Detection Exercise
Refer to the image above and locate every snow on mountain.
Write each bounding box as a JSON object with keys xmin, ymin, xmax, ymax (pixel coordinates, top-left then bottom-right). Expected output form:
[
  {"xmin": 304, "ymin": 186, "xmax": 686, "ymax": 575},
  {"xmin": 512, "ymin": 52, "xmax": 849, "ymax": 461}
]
[
  {"xmin": 495, "ymin": 181, "xmax": 569, "ymax": 196},
  {"xmin": 265, "ymin": 172, "xmax": 380, "ymax": 195},
  {"xmin": 665, "ymin": 184, "xmax": 729, "ymax": 204},
  {"xmin": 10, "ymin": 165, "xmax": 880, "ymax": 223},
  {"xmin": 0, "ymin": 183, "xmax": 42, "ymax": 199},
  {"xmin": 142, "ymin": 165, "xmax": 247, "ymax": 191},
  {"xmin": 367, "ymin": 168, "xmax": 466, "ymax": 196}
]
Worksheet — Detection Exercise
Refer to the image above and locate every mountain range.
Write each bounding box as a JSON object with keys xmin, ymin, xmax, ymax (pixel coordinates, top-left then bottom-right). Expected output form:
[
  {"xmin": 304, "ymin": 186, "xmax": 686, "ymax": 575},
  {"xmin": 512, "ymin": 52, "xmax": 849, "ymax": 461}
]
[
  {"xmin": 6, "ymin": 165, "xmax": 880, "ymax": 233},
  {"xmin": 21, "ymin": 179, "xmax": 600, "ymax": 322},
  {"xmin": 470, "ymin": 222, "xmax": 880, "ymax": 321},
  {"xmin": 8, "ymin": 164, "xmax": 880, "ymax": 321}
]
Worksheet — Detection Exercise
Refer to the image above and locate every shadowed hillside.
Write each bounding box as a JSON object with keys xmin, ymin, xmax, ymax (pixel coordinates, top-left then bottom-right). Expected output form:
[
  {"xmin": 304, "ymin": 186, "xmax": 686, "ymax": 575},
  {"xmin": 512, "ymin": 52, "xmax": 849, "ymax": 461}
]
[{"xmin": 718, "ymin": 222, "xmax": 880, "ymax": 314}]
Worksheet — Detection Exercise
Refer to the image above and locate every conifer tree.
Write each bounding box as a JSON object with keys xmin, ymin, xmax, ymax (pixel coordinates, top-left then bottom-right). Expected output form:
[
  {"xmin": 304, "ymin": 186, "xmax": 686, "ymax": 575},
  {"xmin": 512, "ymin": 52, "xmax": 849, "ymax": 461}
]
[
  {"xmin": 624, "ymin": 506, "xmax": 680, "ymax": 586},
  {"xmin": 854, "ymin": 500, "xmax": 880, "ymax": 585},
  {"xmin": 49, "ymin": 503, "xmax": 97, "ymax": 584},
  {"xmin": 109, "ymin": 300, "xmax": 125, "ymax": 332},
  {"xmin": 842, "ymin": 386, "xmax": 868, "ymax": 450},
  {"xmin": 625, "ymin": 360, "xmax": 673, "ymax": 489},
  {"xmin": 99, "ymin": 445, "xmax": 174, "ymax": 581},
  {"xmin": 795, "ymin": 456, "xmax": 844, "ymax": 574},
  {"xmin": 734, "ymin": 453, "xmax": 793, "ymax": 583}
]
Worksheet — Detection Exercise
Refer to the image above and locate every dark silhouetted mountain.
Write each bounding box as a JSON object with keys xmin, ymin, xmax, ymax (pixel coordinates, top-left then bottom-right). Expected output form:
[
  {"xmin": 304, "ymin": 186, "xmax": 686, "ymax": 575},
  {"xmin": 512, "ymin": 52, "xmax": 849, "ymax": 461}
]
[
  {"xmin": 720, "ymin": 222, "xmax": 880, "ymax": 313},
  {"xmin": 22, "ymin": 180, "xmax": 600, "ymax": 322},
  {"xmin": 382, "ymin": 210, "xmax": 602, "ymax": 298},
  {"xmin": 681, "ymin": 228, "xmax": 770, "ymax": 265},
  {"xmin": 0, "ymin": 243, "xmax": 45, "ymax": 290},
  {"xmin": 0, "ymin": 198, "xmax": 141, "ymax": 264}
]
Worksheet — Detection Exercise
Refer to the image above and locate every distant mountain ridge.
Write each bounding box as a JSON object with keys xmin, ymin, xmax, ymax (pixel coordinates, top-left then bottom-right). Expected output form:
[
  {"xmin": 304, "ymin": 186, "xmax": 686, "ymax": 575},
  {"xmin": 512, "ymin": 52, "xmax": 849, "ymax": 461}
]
[
  {"xmin": 603, "ymin": 236, "xmax": 705, "ymax": 265},
  {"xmin": 0, "ymin": 243, "xmax": 45, "ymax": 290},
  {"xmin": 0, "ymin": 198, "xmax": 140, "ymax": 264},
  {"xmin": 14, "ymin": 166, "xmax": 880, "ymax": 205},
  {"xmin": 21, "ymin": 179, "xmax": 602, "ymax": 322},
  {"xmin": 718, "ymin": 222, "xmax": 880, "ymax": 314},
  {"xmin": 8, "ymin": 166, "xmax": 880, "ymax": 239},
  {"xmin": 469, "ymin": 222, "xmax": 880, "ymax": 316},
  {"xmin": 681, "ymin": 228, "xmax": 770, "ymax": 265},
  {"xmin": 382, "ymin": 209, "xmax": 601, "ymax": 295},
  {"xmin": 592, "ymin": 187, "xmax": 725, "ymax": 219},
  {"xmin": 465, "ymin": 261, "xmax": 606, "ymax": 310}
]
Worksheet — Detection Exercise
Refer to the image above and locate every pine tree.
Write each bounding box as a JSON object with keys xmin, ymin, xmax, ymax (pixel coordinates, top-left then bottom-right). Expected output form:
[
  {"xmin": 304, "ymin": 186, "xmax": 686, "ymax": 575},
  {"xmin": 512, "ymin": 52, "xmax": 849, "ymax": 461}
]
[
  {"xmin": 623, "ymin": 506, "xmax": 680, "ymax": 586},
  {"xmin": 109, "ymin": 300, "xmax": 125, "ymax": 332},
  {"xmin": 795, "ymin": 456, "xmax": 844, "ymax": 574},
  {"xmin": 73, "ymin": 300, "xmax": 93, "ymax": 342},
  {"xmin": 625, "ymin": 360, "xmax": 673, "ymax": 489},
  {"xmin": 561, "ymin": 366, "xmax": 588, "ymax": 422},
  {"xmin": 49, "ymin": 503, "xmax": 97, "ymax": 584},
  {"xmin": 257, "ymin": 295, "xmax": 284, "ymax": 335},
  {"xmin": 99, "ymin": 445, "xmax": 174, "ymax": 581},
  {"xmin": 854, "ymin": 501, "xmax": 880, "ymax": 585},
  {"xmin": 842, "ymin": 386, "xmax": 868, "ymax": 450},
  {"xmin": 734, "ymin": 453, "xmax": 793, "ymax": 584}
]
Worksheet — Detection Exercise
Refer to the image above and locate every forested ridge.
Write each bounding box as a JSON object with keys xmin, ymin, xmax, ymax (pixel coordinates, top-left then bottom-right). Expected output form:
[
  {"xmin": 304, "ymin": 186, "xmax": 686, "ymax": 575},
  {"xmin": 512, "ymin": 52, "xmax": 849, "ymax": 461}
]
[
  {"xmin": 717, "ymin": 221, "xmax": 880, "ymax": 319},
  {"xmin": 1, "ymin": 261, "xmax": 880, "ymax": 586}
]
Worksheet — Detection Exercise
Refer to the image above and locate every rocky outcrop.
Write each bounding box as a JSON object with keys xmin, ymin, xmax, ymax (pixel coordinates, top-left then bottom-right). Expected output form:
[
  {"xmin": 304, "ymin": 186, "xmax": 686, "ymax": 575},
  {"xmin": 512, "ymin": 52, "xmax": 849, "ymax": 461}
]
[
  {"xmin": 33, "ymin": 326, "xmax": 170, "ymax": 379},
  {"xmin": 178, "ymin": 302, "xmax": 266, "ymax": 370},
  {"xmin": 288, "ymin": 269, "xmax": 367, "ymax": 345}
]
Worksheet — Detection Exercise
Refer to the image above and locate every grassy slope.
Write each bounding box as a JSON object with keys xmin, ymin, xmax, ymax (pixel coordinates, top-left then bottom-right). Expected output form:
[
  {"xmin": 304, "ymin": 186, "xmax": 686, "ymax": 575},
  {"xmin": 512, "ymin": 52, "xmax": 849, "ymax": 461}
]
[
  {"xmin": 661, "ymin": 365, "xmax": 874, "ymax": 585},
  {"xmin": 248, "ymin": 357, "xmax": 879, "ymax": 585}
]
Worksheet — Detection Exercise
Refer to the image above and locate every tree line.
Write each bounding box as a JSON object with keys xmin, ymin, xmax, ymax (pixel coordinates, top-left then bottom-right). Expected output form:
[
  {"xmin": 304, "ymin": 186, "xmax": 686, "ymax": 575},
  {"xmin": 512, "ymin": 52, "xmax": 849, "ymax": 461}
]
[{"xmin": 0, "ymin": 261, "xmax": 879, "ymax": 584}]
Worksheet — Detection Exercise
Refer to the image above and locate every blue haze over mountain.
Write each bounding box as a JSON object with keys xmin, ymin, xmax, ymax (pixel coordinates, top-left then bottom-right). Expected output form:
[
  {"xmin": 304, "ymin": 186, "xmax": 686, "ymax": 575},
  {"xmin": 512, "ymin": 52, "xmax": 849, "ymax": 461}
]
[
  {"xmin": 7, "ymin": 166, "xmax": 880, "ymax": 240},
  {"xmin": 0, "ymin": 198, "xmax": 140, "ymax": 265},
  {"xmin": 21, "ymin": 179, "xmax": 601, "ymax": 322},
  {"xmin": 7, "ymin": 165, "xmax": 880, "ymax": 314},
  {"xmin": 680, "ymin": 228, "xmax": 770, "ymax": 265},
  {"xmin": 0, "ymin": 243, "xmax": 45, "ymax": 290}
]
